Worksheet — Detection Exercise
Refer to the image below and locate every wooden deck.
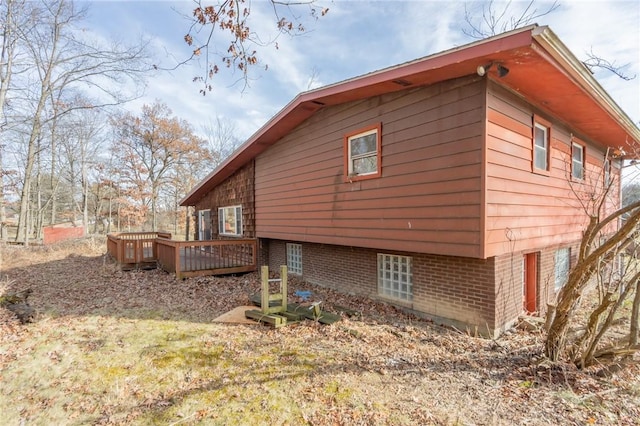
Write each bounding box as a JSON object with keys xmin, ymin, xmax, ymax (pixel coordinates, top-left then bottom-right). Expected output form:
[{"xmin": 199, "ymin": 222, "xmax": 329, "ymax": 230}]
[{"xmin": 107, "ymin": 232, "xmax": 257, "ymax": 279}]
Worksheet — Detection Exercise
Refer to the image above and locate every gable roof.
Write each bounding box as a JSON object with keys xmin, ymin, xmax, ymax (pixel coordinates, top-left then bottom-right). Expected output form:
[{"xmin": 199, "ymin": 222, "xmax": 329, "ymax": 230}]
[{"xmin": 181, "ymin": 25, "xmax": 640, "ymax": 206}]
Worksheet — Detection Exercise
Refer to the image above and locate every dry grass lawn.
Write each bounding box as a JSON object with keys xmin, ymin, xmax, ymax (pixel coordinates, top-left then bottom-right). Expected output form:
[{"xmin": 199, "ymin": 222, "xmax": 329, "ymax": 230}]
[{"xmin": 0, "ymin": 237, "xmax": 639, "ymax": 425}]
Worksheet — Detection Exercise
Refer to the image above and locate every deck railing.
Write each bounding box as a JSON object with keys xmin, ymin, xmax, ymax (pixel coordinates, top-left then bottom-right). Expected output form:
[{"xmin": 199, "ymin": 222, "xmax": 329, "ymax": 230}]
[
  {"xmin": 107, "ymin": 231, "xmax": 172, "ymax": 267},
  {"xmin": 156, "ymin": 238, "xmax": 257, "ymax": 279}
]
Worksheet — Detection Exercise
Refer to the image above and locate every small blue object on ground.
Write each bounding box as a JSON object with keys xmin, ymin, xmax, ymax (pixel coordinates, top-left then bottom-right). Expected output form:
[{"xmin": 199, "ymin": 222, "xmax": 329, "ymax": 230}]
[{"xmin": 294, "ymin": 290, "xmax": 313, "ymax": 301}]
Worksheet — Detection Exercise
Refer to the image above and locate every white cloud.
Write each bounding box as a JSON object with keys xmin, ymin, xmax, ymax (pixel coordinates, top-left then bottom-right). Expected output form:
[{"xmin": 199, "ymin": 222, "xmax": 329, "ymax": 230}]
[
  {"xmin": 393, "ymin": 1, "xmax": 467, "ymax": 56},
  {"xmin": 83, "ymin": 0, "xmax": 640, "ymax": 143}
]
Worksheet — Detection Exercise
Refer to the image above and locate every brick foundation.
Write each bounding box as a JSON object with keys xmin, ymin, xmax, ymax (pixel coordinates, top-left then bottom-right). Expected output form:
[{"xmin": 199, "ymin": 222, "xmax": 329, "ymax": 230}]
[
  {"xmin": 266, "ymin": 240, "xmax": 497, "ymax": 333},
  {"xmin": 263, "ymin": 239, "xmax": 581, "ymax": 336}
]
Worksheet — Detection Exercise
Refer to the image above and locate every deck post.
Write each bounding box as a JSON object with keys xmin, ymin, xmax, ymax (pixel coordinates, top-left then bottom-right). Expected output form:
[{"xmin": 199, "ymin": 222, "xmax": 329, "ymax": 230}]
[
  {"xmin": 251, "ymin": 240, "xmax": 257, "ymax": 266},
  {"xmin": 261, "ymin": 265, "xmax": 269, "ymax": 314},
  {"xmin": 117, "ymin": 238, "xmax": 124, "ymax": 264},
  {"xmin": 280, "ymin": 265, "xmax": 287, "ymax": 309},
  {"xmin": 174, "ymin": 243, "xmax": 181, "ymax": 279}
]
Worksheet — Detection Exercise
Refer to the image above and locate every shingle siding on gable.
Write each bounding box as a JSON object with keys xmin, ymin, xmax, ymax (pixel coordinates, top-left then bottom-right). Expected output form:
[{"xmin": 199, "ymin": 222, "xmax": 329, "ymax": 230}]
[{"xmin": 195, "ymin": 160, "xmax": 255, "ymax": 239}]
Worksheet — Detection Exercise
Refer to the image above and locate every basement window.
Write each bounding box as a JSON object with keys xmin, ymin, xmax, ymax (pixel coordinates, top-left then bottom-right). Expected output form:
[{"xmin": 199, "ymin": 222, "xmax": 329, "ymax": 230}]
[
  {"xmin": 378, "ymin": 253, "xmax": 413, "ymax": 302},
  {"xmin": 286, "ymin": 243, "xmax": 302, "ymax": 275},
  {"xmin": 344, "ymin": 123, "xmax": 382, "ymax": 180},
  {"xmin": 218, "ymin": 205, "xmax": 242, "ymax": 236}
]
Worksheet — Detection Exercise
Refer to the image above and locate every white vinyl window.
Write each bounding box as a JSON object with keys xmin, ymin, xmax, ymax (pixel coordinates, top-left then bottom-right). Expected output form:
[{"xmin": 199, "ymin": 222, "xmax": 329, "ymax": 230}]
[
  {"xmin": 555, "ymin": 248, "xmax": 570, "ymax": 291},
  {"xmin": 345, "ymin": 124, "xmax": 381, "ymax": 178},
  {"xmin": 378, "ymin": 253, "xmax": 413, "ymax": 301},
  {"xmin": 533, "ymin": 123, "xmax": 549, "ymax": 171},
  {"xmin": 572, "ymin": 143, "xmax": 584, "ymax": 180},
  {"xmin": 218, "ymin": 205, "xmax": 242, "ymax": 236},
  {"xmin": 286, "ymin": 243, "xmax": 302, "ymax": 275}
]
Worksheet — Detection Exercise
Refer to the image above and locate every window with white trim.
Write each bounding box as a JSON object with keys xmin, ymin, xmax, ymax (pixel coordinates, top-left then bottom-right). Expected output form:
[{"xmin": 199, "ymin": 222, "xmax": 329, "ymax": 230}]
[
  {"xmin": 555, "ymin": 248, "xmax": 570, "ymax": 291},
  {"xmin": 218, "ymin": 205, "xmax": 242, "ymax": 236},
  {"xmin": 533, "ymin": 122, "xmax": 550, "ymax": 172},
  {"xmin": 378, "ymin": 253, "xmax": 413, "ymax": 301},
  {"xmin": 286, "ymin": 243, "xmax": 302, "ymax": 275},
  {"xmin": 572, "ymin": 142, "xmax": 584, "ymax": 180},
  {"xmin": 345, "ymin": 124, "xmax": 381, "ymax": 179}
]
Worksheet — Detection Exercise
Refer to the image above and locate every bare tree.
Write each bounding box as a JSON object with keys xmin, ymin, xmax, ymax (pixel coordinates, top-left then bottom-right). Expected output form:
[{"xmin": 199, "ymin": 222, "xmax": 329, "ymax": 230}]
[
  {"xmin": 57, "ymin": 103, "xmax": 106, "ymax": 233},
  {"xmin": 12, "ymin": 0, "xmax": 149, "ymax": 244},
  {"xmin": 201, "ymin": 115, "xmax": 242, "ymax": 167},
  {"xmin": 546, "ymin": 153, "xmax": 640, "ymax": 367},
  {"xmin": 87, "ymin": 159, "xmax": 117, "ymax": 234},
  {"xmin": 0, "ymin": 0, "xmax": 29, "ymax": 241},
  {"xmin": 111, "ymin": 101, "xmax": 211, "ymax": 231},
  {"xmin": 178, "ymin": 0, "xmax": 328, "ymax": 94}
]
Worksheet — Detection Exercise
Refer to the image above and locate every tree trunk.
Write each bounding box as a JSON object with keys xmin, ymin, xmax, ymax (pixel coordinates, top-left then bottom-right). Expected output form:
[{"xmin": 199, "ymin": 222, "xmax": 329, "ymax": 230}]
[
  {"xmin": 544, "ymin": 303, "xmax": 556, "ymax": 331},
  {"xmin": 173, "ymin": 189, "xmax": 179, "ymax": 235},
  {"xmin": 631, "ymin": 280, "xmax": 640, "ymax": 347},
  {"xmin": 545, "ymin": 263, "xmax": 594, "ymax": 361},
  {"xmin": 0, "ymin": 148, "xmax": 7, "ymax": 242},
  {"xmin": 35, "ymin": 148, "xmax": 43, "ymax": 240},
  {"xmin": 82, "ymin": 177, "xmax": 89, "ymax": 236},
  {"xmin": 580, "ymin": 281, "xmax": 634, "ymax": 368},
  {"xmin": 151, "ymin": 184, "xmax": 158, "ymax": 232},
  {"xmin": 81, "ymin": 151, "xmax": 88, "ymax": 236},
  {"xmin": 0, "ymin": 0, "xmax": 17, "ymax": 243},
  {"xmin": 17, "ymin": 155, "xmax": 35, "ymax": 245},
  {"xmin": 15, "ymin": 10, "xmax": 59, "ymax": 243},
  {"xmin": 107, "ymin": 196, "xmax": 112, "ymax": 234},
  {"xmin": 49, "ymin": 117, "xmax": 58, "ymax": 225}
]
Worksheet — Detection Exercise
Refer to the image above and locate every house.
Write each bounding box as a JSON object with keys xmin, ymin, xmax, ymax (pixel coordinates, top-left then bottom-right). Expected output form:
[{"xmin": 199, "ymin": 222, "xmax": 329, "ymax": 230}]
[{"xmin": 181, "ymin": 25, "xmax": 640, "ymax": 336}]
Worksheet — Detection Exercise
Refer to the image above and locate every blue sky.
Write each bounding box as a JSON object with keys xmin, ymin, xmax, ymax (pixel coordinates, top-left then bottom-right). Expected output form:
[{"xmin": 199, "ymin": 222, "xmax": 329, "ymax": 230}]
[{"xmin": 83, "ymin": 0, "xmax": 640, "ymax": 141}]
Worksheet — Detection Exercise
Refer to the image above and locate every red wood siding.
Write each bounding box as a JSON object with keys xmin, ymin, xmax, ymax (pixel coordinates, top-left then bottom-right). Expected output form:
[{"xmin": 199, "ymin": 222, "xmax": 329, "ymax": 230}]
[
  {"xmin": 255, "ymin": 76, "xmax": 485, "ymax": 258},
  {"xmin": 485, "ymin": 82, "xmax": 621, "ymax": 257}
]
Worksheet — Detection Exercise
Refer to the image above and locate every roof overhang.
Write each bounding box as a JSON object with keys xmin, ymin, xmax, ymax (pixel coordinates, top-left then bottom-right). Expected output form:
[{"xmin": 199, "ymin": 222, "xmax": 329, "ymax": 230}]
[{"xmin": 181, "ymin": 25, "xmax": 640, "ymax": 206}]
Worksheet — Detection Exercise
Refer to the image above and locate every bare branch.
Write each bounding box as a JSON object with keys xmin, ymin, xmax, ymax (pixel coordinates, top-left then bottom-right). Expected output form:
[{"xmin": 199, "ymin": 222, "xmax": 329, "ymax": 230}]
[
  {"xmin": 463, "ymin": 0, "xmax": 559, "ymax": 39},
  {"xmin": 583, "ymin": 48, "xmax": 636, "ymax": 81},
  {"xmin": 176, "ymin": 0, "xmax": 328, "ymax": 95}
]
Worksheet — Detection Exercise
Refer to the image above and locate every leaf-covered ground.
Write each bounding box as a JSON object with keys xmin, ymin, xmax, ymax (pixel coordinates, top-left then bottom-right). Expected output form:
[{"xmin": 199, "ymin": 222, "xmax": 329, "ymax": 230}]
[{"xmin": 0, "ymin": 238, "xmax": 638, "ymax": 425}]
